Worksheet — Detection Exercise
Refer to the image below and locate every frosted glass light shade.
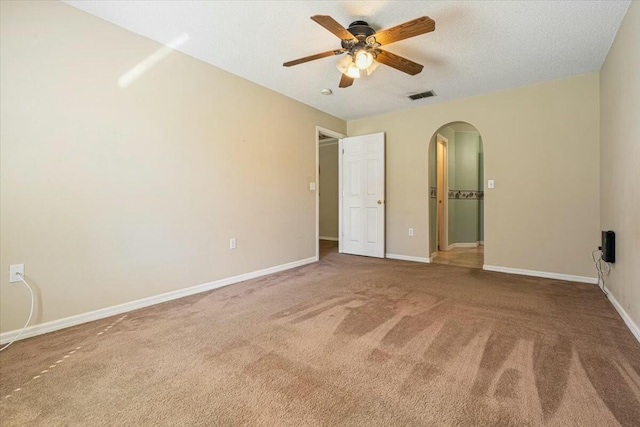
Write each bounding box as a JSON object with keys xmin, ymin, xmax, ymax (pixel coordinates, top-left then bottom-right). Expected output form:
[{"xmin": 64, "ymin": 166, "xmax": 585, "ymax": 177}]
[
  {"xmin": 354, "ymin": 50, "xmax": 374, "ymax": 69},
  {"xmin": 346, "ymin": 63, "xmax": 361, "ymax": 78}
]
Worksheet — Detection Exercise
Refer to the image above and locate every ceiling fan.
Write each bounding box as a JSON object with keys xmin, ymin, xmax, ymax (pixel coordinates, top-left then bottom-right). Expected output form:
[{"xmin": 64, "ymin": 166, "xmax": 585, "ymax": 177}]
[{"xmin": 283, "ymin": 15, "xmax": 436, "ymax": 88}]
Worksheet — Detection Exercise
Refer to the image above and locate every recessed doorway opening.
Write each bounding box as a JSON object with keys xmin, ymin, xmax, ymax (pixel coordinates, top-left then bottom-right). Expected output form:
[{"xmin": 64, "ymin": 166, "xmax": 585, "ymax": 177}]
[
  {"xmin": 316, "ymin": 127, "xmax": 345, "ymax": 260},
  {"xmin": 428, "ymin": 122, "xmax": 485, "ymax": 268}
]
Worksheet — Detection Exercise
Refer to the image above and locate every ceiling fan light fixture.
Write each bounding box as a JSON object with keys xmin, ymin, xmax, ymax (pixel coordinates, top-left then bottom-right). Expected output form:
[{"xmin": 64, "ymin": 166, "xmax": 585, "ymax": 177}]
[
  {"xmin": 336, "ymin": 54, "xmax": 353, "ymax": 74},
  {"xmin": 285, "ymin": 14, "xmax": 435, "ymax": 88},
  {"xmin": 354, "ymin": 50, "xmax": 374, "ymax": 69},
  {"xmin": 366, "ymin": 60, "xmax": 380, "ymax": 76},
  {"xmin": 346, "ymin": 63, "xmax": 361, "ymax": 79}
]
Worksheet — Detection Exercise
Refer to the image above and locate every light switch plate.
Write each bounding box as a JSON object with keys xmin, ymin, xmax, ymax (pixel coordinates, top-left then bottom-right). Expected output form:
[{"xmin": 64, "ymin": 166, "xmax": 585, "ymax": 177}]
[
  {"xmin": 10, "ymin": 264, "xmax": 24, "ymax": 283},
  {"xmin": 309, "ymin": 182, "xmax": 316, "ymax": 191},
  {"xmin": 488, "ymin": 179, "xmax": 495, "ymax": 189}
]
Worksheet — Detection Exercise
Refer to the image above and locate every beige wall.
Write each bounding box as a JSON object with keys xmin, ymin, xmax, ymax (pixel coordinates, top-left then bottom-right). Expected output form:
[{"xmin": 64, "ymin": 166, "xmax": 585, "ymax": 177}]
[
  {"xmin": 319, "ymin": 143, "xmax": 339, "ymax": 239},
  {"xmin": 600, "ymin": 2, "xmax": 640, "ymax": 328},
  {"xmin": 0, "ymin": 1, "xmax": 345, "ymax": 332},
  {"xmin": 348, "ymin": 73, "xmax": 600, "ymax": 279},
  {"xmin": 1, "ymin": 0, "xmax": 621, "ymax": 337}
]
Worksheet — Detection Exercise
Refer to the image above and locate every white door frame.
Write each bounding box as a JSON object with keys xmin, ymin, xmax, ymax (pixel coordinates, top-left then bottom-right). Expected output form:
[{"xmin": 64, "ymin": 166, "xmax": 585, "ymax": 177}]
[
  {"xmin": 436, "ymin": 134, "xmax": 449, "ymax": 251},
  {"xmin": 316, "ymin": 126, "xmax": 346, "ymax": 260},
  {"xmin": 338, "ymin": 137, "xmax": 343, "ymax": 254}
]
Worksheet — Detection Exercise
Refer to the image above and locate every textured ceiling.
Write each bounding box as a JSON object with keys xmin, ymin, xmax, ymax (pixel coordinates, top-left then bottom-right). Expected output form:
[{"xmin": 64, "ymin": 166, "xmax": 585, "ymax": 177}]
[{"xmin": 64, "ymin": 1, "xmax": 630, "ymax": 121}]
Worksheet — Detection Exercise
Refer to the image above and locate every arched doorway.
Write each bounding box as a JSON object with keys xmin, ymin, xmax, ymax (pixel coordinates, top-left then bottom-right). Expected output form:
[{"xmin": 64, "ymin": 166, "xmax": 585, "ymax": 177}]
[{"xmin": 428, "ymin": 122, "xmax": 484, "ymax": 268}]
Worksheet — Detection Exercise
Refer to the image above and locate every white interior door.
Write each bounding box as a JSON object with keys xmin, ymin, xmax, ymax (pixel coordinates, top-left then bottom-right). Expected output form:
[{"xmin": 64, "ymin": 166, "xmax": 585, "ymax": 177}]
[{"xmin": 340, "ymin": 132, "xmax": 385, "ymax": 258}]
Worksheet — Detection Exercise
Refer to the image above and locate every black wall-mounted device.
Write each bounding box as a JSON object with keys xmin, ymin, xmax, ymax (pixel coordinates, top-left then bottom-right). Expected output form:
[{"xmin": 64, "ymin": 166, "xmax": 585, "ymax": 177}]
[{"xmin": 601, "ymin": 230, "xmax": 615, "ymax": 263}]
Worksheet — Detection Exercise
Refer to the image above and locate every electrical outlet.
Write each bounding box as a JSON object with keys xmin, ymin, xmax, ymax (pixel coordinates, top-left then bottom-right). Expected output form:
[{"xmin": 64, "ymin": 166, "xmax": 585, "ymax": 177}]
[
  {"xmin": 10, "ymin": 264, "xmax": 24, "ymax": 283},
  {"xmin": 229, "ymin": 238, "xmax": 236, "ymax": 250},
  {"xmin": 409, "ymin": 228, "xmax": 414, "ymax": 236},
  {"xmin": 488, "ymin": 179, "xmax": 495, "ymax": 189}
]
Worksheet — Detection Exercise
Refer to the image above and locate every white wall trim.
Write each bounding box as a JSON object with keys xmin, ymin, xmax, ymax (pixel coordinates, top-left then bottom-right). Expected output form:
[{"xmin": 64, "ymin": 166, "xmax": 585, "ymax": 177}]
[
  {"xmin": 0, "ymin": 257, "xmax": 317, "ymax": 345},
  {"xmin": 316, "ymin": 126, "xmax": 346, "ymax": 260},
  {"xmin": 479, "ymin": 241, "xmax": 485, "ymax": 246},
  {"xmin": 607, "ymin": 290, "xmax": 640, "ymax": 343},
  {"xmin": 319, "ymin": 236, "xmax": 339, "ymax": 241},
  {"xmin": 452, "ymin": 242, "xmax": 480, "ymax": 248},
  {"xmin": 338, "ymin": 137, "xmax": 343, "ymax": 254},
  {"xmin": 386, "ymin": 253, "xmax": 431, "ymax": 263},
  {"xmin": 319, "ymin": 140, "xmax": 338, "ymax": 147},
  {"xmin": 436, "ymin": 133, "xmax": 449, "ymax": 251},
  {"xmin": 483, "ymin": 264, "xmax": 598, "ymax": 284},
  {"xmin": 444, "ymin": 242, "xmax": 480, "ymax": 250},
  {"xmin": 430, "ymin": 252, "xmax": 438, "ymax": 260}
]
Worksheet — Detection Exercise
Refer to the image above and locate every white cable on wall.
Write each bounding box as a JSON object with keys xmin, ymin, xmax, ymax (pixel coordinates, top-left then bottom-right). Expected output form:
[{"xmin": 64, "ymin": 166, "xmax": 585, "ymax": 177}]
[
  {"xmin": 592, "ymin": 249, "xmax": 611, "ymax": 296},
  {"xmin": 0, "ymin": 272, "xmax": 35, "ymax": 352}
]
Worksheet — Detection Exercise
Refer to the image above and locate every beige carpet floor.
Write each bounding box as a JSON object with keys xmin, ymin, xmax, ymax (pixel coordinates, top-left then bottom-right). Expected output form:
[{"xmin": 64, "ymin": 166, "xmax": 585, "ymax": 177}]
[
  {"xmin": 1, "ymin": 241, "xmax": 639, "ymax": 426},
  {"xmin": 432, "ymin": 246, "xmax": 485, "ymax": 269}
]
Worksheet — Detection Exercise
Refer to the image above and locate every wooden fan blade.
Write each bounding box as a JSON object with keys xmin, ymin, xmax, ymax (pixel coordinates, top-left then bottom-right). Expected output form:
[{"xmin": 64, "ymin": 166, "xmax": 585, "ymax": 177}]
[
  {"xmin": 375, "ymin": 50, "xmax": 423, "ymax": 75},
  {"xmin": 311, "ymin": 15, "xmax": 357, "ymax": 41},
  {"xmin": 372, "ymin": 16, "xmax": 435, "ymax": 46},
  {"xmin": 283, "ymin": 49, "xmax": 347, "ymax": 67},
  {"xmin": 339, "ymin": 73, "xmax": 354, "ymax": 88}
]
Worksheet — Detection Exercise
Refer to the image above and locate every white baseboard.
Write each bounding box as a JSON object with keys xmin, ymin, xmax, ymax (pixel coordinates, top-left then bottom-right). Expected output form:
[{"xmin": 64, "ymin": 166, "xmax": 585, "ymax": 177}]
[
  {"xmin": 0, "ymin": 257, "xmax": 317, "ymax": 345},
  {"xmin": 444, "ymin": 242, "xmax": 480, "ymax": 250},
  {"xmin": 430, "ymin": 252, "xmax": 438, "ymax": 260},
  {"xmin": 607, "ymin": 290, "xmax": 640, "ymax": 343},
  {"xmin": 482, "ymin": 264, "xmax": 598, "ymax": 284},
  {"xmin": 319, "ymin": 236, "xmax": 339, "ymax": 242},
  {"xmin": 479, "ymin": 241, "xmax": 484, "ymax": 246},
  {"xmin": 454, "ymin": 242, "xmax": 479, "ymax": 248},
  {"xmin": 386, "ymin": 253, "xmax": 431, "ymax": 263}
]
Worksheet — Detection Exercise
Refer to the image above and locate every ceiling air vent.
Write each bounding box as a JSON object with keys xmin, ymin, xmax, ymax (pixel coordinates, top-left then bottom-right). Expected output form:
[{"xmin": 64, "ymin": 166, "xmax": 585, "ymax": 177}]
[{"xmin": 408, "ymin": 90, "xmax": 436, "ymax": 100}]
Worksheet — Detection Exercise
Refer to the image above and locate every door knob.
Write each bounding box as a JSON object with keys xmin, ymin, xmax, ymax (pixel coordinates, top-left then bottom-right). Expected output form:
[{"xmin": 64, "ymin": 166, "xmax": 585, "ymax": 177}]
[{"xmin": 377, "ymin": 200, "xmax": 383, "ymax": 205}]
